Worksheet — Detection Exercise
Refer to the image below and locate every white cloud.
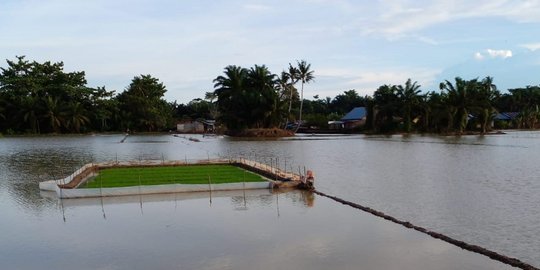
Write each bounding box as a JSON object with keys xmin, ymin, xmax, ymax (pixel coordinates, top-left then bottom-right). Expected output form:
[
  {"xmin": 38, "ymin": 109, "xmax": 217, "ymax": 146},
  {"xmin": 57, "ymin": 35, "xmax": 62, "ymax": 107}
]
[
  {"xmin": 474, "ymin": 49, "xmax": 512, "ymax": 60},
  {"xmin": 363, "ymin": 0, "xmax": 540, "ymax": 38},
  {"xmin": 522, "ymin": 43, "xmax": 540, "ymax": 51},
  {"xmin": 486, "ymin": 49, "xmax": 512, "ymax": 58},
  {"xmin": 474, "ymin": 52, "xmax": 485, "ymax": 60}
]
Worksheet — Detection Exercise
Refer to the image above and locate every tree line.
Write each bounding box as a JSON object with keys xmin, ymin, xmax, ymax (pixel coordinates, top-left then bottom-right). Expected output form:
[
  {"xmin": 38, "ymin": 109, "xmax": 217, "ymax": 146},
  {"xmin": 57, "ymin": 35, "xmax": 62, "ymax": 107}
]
[
  {"xmin": 2, "ymin": 56, "xmax": 540, "ymax": 135},
  {"xmin": 301, "ymin": 78, "xmax": 540, "ymax": 134},
  {"xmin": 210, "ymin": 61, "xmax": 540, "ymax": 135},
  {"xmin": 0, "ymin": 56, "xmax": 175, "ymax": 134}
]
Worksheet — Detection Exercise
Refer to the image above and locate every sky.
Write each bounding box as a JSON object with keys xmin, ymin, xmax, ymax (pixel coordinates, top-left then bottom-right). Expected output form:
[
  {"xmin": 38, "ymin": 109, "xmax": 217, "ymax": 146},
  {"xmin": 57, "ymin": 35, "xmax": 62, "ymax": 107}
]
[{"xmin": 2, "ymin": 0, "xmax": 540, "ymax": 103}]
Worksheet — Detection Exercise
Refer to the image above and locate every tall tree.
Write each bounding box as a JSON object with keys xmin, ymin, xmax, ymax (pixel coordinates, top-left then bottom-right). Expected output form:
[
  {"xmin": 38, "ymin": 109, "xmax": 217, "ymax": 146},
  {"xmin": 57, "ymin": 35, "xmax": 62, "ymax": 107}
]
[
  {"xmin": 0, "ymin": 95, "xmax": 5, "ymax": 121},
  {"xmin": 246, "ymin": 65, "xmax": 279, "ymax": 128},
  {"xmin": 42, "ymin": 96, "xmax": 65, "ymax": 133},
  {"xmin": 65, "ymin": 102, "xmax": 90, "ymax": 133},
  {"xmin": 473, "ymin": 76, "xmax": 499, "ymax": 134},
  {"xmin": 330, "ymin": 89, "xmax": 367, "ymax": 115},
  {"xmin": 204, "ymin": 91, "xmax": 219, "ymax": 120},
  {"xmin": 213, "ymin": 64, "xmax": 283, "ymax": 132},
  {"xmin": 0, "ymin": 56, "xmax": 114, "ymax": 133},
  {"xmin": 213, "ymin": 65, "xmax": 249, "ymax": 131},
  {"xmin": 397, "ymin": 79, "xmax": 422, "ymax": 132},
  {"xmin": 19, "ymin": 95, "xmax": 41, "ymax": 133},
  {"xmin": 117, "ymin": 74, "xmax": 171, "ymax": 132},
  {"xmin": 295, "ymin": 60, "xmax": 314, "ymax": 131},
  {"xmin": 287, "ymin": 64, "xmax": 300, "ymax": 120},
  {"xmin": 372, "ymin": 84, "xmax": 399, "ymax": 132},
  {"xmin": 439, "ymin": 77, "xmax": 477, "ymax": 134}
]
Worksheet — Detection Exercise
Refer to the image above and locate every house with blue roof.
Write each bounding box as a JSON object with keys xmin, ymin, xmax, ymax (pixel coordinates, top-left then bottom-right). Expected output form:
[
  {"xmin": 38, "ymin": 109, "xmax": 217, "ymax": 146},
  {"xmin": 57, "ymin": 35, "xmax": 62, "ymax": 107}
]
[
  {"xmin": 340, "ymin": 107, "xmax": 367, "ymax": 129},
  {"xmin": 494, "ymin": 112, "xmax": 519, "ymax": 121},
  {"xmin": 493, "ymin": 112, "xmax": 519, "ymax": 128}
]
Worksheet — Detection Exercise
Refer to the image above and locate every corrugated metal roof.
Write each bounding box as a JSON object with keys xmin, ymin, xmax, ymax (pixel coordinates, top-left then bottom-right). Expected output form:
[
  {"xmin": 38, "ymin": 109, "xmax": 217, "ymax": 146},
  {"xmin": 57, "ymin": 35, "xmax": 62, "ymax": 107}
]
[
  {"xmin": 341, "ymin": 107, "xmax": 367, "ymax": 121},
  {"xmin": 494, "ymin": 112, "xmax": 519, "ymax": 121}
]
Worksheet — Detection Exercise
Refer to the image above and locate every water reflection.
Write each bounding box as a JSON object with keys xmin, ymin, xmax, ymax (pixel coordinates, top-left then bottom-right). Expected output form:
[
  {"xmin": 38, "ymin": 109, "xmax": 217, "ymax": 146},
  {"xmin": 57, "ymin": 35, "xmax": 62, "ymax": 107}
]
[
  {"xmin": 1, "ymin": 188, "xmax": 510, "ymax": 270},
  {"xmin": 39, "ymin": 189, "xmax": 316, "ymax": 223}
]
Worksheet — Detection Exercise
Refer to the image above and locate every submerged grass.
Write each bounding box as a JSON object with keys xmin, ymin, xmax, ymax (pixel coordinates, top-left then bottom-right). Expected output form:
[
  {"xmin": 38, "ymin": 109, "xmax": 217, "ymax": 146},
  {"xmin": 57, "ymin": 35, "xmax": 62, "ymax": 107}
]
[{"xmin": 81, "ymin": 164, "xmax": 265, "ymax": 188}]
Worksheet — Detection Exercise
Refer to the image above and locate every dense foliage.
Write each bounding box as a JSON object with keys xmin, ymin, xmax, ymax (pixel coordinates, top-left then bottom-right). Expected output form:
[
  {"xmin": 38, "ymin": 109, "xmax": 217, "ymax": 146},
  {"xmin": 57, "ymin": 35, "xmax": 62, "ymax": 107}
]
[
  {"xmin": 2, "ymin": 56, "xmax": 540, "ymax": 135},
  {"xmin": 0, "ymin": 56, "xmax": 174, "ymax": 134}
]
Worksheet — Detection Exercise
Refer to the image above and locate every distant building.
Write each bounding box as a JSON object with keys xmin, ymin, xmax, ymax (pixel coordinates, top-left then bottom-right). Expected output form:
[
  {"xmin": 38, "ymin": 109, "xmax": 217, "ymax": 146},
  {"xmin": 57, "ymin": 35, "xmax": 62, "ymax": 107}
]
[
  {"xmin": 340, "ymin": 107, "xmax": 367, "ymax": 129},
  {"xmin": 328, "ymin": 120, "xmax": 344, "ymax": 130},
  {"xmin": 177, "ymin": 120, "xmax": 215, "ymax": 133},
  {"xmin": 493, "ymin": 112, "xmax": 519, "ymax": 128},
  {"xmin": 494, "ymin": 112, "xmax": 519, "ymax": 121}
]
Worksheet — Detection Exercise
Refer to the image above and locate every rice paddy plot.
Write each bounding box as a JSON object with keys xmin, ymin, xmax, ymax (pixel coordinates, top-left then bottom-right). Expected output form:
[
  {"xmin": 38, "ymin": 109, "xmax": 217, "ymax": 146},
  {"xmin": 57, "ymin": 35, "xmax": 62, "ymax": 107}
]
[{"xmin": 81, "ymin": 164, "xmax": 265, "ymax": 188}]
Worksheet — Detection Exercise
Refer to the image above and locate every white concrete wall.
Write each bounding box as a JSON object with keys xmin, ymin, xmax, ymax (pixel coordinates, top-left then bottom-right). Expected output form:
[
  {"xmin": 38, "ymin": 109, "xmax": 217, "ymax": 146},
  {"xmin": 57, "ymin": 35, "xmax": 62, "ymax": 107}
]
[{"xmin": 55, "ymin": 182, "xmax": 270, "ymax": 199}]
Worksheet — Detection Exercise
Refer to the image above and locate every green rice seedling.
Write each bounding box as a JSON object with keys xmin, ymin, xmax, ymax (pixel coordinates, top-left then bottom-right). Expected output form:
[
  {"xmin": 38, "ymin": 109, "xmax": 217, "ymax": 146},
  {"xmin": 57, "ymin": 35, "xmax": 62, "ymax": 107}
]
[{"xmin": 81, "ymin": 164, "xmax": 265, "ymax": 188}]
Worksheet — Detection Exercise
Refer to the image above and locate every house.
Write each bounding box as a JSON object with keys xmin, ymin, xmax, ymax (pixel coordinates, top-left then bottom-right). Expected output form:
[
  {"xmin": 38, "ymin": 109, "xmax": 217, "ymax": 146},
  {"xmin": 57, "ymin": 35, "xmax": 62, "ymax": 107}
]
[
  {"xmin": 494, "ymin": 112, "xmax": 519, "ymax": 121},
  {"xmin": 177, "ymin": 120, "xmax": 205, "ymax": 133},
  {"xmin": 328, "ymin": 120, "xmax": 344, "ymax": 130},
  {"xmin": 493, "ymin": 112, "xmax": 519, "ymax": 128},
  {"xmin": 340, "ymin": 107, "xmax": 367, "ymax": 129}
]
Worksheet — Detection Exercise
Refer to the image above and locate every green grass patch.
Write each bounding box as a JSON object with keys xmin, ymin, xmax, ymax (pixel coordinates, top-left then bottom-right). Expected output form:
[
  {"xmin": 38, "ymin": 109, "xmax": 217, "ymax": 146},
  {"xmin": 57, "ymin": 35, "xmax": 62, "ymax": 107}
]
[{"xmin": 81, "ymin": 164, "xmax": 266, "ymax": 188}]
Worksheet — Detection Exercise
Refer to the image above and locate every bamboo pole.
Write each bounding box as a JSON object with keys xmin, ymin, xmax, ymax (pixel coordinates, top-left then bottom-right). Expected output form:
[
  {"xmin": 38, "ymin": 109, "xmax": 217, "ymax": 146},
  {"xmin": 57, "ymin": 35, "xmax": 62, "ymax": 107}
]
[
  {"xmin": 207, "ymin": 175, "xmax": 212, "ymax": 205},
  {"xmin": 242, "ymin": 170, "xmax": 246, "ymax": 207}
]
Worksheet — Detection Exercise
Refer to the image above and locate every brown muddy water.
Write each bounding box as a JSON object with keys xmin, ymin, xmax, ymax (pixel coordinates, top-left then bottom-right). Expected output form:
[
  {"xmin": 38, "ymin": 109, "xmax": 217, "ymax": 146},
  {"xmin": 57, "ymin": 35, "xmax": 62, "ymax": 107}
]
[{"xmin": 1, "ymin": 132, "xmax": 538, "ymax": 269}]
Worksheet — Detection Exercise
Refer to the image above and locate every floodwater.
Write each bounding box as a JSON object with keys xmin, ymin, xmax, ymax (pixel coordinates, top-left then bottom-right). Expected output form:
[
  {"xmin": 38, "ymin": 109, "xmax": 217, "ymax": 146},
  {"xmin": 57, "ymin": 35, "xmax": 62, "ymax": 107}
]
[{"xmin": 1, "ymin": 132, "xmax": 538, "ymax": 269}]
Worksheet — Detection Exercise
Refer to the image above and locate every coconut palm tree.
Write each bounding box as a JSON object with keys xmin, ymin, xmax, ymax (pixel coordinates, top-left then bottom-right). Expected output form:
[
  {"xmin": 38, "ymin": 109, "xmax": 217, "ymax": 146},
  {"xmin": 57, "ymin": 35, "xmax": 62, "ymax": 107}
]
[
  {"xmin": 65, "ymin": 102, "xmax": 90, "ymax": 133},
  {"xmin": 276, "ymin": 72, "xmax": 290, "ymax": 101},
  {"xmin": 287, "ymin": 64, "xmax": 299, "ymax": 119},
  {"xmin": 295, "ymin": 60, "xmax": 314, "ymax": 132},
  {"xmin": 397, "ymin": 78, "xmax": 421, "ymax": 132},
  {"xmin": 276, "ymin": 71, "xmax": 298, "ymax": 127},
  {"xmin": 43, "ymin": 96, "xmax": 66, "ymax": 133}
]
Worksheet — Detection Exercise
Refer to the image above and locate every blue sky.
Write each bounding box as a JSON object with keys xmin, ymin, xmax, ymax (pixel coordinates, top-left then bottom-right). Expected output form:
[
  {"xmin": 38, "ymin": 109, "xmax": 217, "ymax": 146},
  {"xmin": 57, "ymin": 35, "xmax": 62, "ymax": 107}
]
[{"xmin": 2, "ymin": 0, "xmax": 540, "ymax": 103}]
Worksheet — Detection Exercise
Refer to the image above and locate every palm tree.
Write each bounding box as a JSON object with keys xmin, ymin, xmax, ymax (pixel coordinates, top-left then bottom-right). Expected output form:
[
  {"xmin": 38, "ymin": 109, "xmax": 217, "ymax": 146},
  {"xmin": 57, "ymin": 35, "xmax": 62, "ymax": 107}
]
[
  {"xmin": 373, "ymin": 84, "xmax": 399, "ymax": 132},
  {"xmin": 204, "ymin": 91, "xmax": 219, "ymax": 120},
  {"xmin": 43, "ymin": 96, "xmax": 65, "ymax": 133},
  {"xmin": 417, "ymin": 93, "xmax": 432, "ymax": 132},
  {"xmin": 0, "ymin": 96, "xmax": 5, "ymax": 121},
  {"xmin": 213, "ymin": 65, "xmax": 249, "ymax": 130},
  {"xmin": 295, "ymin": 60, "xmax": 314, "ymax": 132},
  {"xmin": 287, "ymin": 64, "xmax": 299, "ymax": 119},
  {"xmin": 276, "ymin": 71, "xmax": 298, "ymax": 127},
  {"xmin": 19, "ymin": 96, "xmax": 41, "ymax": 133},
  {"xmin": 397, "ymin": 78, "xmax": 421, "ymax": 132},
  {"xmin": 440, "ymin": 77, "xmax": 476, "ymax": 134},
  {"xmin": 475, "ymin": 76, "xmax": 499, "ymax": 134},
  {"xmin": 246, "ymin": 65, "xmax": 278, "ymax": 128},
  {"xmin": 65, "ymin": 102, "xmax": 90, "ymax": 133},
  {"xmin": 276, "ymin": 72, "xmax": 290, "ymax": 101}
]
